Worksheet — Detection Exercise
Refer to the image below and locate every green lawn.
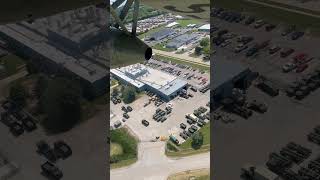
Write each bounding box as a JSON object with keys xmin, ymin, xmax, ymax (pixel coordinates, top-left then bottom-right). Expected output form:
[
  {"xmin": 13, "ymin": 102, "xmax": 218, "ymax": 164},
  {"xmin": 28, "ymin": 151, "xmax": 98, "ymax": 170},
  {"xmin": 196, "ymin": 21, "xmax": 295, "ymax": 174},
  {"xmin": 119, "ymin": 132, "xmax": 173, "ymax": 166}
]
[
  {"xmin": 176, "ymin": 19, "xmax": 201, "ymax": 27},
  {"xmin": 154, "ymin": 54, "xmax": 210, "ymax": 72},
  {"xmin": 0, "ymin": 54, "xmax": 25, "ymax": 76},
  {"xmin": 166, "ymin": 123, "xmax": 210, "ymax": 157},
  {"xmin": 153, "ymin": 42, "xmax": 175, "ymax": 52},
  {"xmin": 110, "ymin": 128, "xmax": 138, "ymax": 169},
  {"xmin": 111, "ymin": 143, "xmax": 124, "ymax": 156},
  {"xmin": 214, "ymin": 0, "xmax": 320, "ymax": 35}
]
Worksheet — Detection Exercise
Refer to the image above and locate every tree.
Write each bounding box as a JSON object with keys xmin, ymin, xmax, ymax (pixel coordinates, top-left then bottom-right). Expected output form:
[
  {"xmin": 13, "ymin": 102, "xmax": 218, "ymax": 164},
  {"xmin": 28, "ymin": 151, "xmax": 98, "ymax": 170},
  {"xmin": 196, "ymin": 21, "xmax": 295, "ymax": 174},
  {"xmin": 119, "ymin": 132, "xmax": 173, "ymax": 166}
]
[
  {"xmin": 9, "ymin": 82, "xmax": 27, "ymax": 108},
  {"xmin": 203, "ymin": 45, "xmax": 210, "ymax": 55},
  {"xmin": 191, "ymin": 132, "xmax": 204, "ymax": 150},
  {"xmin": 195, "ymin": 46, "xmax": 203, "ymax": 56},
  {"xmin": 200, "ymin": 38, "xmax": 209, "ymax": 47},
  {"xmin": 35, "ymin": 74, "xmax": 49, "ymax": 98},
  {"xmin": 41, "ymin": 78, "xmax": 82, "ymax": 133},
  {"xmin": 122, "ymin": 86, "xmax": 136, "ymax": 104},
  {"xmin": 112, "ymin": 88, "xmax": 119, "ymax": 97}
]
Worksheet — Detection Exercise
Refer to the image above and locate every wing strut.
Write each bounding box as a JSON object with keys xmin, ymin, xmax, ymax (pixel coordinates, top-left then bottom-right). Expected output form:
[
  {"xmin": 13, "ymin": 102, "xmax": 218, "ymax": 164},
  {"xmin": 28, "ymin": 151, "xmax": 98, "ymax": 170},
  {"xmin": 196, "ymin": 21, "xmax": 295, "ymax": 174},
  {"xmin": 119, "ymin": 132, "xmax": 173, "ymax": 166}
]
[{"xmin": 109, "ymin": 0, "xmax": 140, "ymax": 36}]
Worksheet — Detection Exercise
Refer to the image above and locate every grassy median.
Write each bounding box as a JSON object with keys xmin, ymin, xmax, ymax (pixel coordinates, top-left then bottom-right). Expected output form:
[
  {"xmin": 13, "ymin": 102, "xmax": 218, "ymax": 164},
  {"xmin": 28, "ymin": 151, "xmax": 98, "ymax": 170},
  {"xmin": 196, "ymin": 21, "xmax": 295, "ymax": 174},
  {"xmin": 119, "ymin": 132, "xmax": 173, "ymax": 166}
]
[
  {"xmin": 110, "ymin": 128, "xmax": 138, "ymax": 169},
  {"xmin": 166, "ymin": 123, "xmax": 210, "ymax": 157}
]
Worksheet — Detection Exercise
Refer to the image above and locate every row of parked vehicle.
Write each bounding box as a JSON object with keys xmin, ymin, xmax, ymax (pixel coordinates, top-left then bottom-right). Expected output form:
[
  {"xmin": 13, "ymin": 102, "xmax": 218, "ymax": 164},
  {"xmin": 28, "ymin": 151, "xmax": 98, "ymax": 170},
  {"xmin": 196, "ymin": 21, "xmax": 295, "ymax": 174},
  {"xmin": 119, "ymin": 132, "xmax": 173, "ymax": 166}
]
[
  {"xmin": 37, "ymin": 140, "xmax": 72, "ymax": 180},
  {"xmin": 308, "ymin": 125, "xmax": 320, "ymax": 145},
  {"xmin": 266, "ymin": 142, "xmax": 312, "ymax": 178},
  {"xmin": 152, "ymin": 106, "xmax": 172, "ymax": 124},
  {"xmin": 122, "ymin": 105, "xmax": 133, "ymax": 120},
  {"xmin": 286, "ymin": 70, "xmax": 320, "ymax": 100},
  {"xmin": 0, "ymin": 100, "xmax": 37, "ymax": 137},
  {"xmin": 111, "ymin": 96, "xmax": 121, "ymax": 105},
  {"xmin": 212, "ymin": 7, "xmax": 304, "ymax": 40},
  {"xmin": 179, "ymin": 106, "xmax": 210, "ymax": 141}
]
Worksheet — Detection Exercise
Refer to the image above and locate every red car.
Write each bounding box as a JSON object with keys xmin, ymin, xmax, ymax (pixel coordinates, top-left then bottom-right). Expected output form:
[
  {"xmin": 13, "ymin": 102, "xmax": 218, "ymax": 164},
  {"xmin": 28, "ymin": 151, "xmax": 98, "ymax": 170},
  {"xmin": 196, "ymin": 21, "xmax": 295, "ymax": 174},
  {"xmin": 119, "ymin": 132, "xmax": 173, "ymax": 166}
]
[
  {"xmin": 296, "ymin": 64, "xmax": 308, "ymax": 73},
  {"xmin": 293, "ymin": 53, "xmax": 308, "ymax": 61}
]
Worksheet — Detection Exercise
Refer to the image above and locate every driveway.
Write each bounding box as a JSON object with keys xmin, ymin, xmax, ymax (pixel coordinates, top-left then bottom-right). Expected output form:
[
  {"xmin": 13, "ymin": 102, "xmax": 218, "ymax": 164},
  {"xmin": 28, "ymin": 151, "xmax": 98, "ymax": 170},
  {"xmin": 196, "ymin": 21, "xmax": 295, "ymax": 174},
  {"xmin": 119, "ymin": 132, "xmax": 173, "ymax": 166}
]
[{"xmin": 111, "ymin": 141, "xmax": 210, "ymax": 180}]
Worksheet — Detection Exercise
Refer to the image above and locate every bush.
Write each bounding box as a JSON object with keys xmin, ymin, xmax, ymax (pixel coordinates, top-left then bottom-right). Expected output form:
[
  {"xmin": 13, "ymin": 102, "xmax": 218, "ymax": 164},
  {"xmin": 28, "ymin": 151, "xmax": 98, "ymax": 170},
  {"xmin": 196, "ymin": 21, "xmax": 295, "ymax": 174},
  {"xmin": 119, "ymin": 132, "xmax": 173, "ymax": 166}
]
[
  {"xmin": 110, "ymin": 128, "xmax": 137, "ymax": 163},
  {"xmin": 41, "ymin": 78, "xmax": 82, "ymax": 133},
  {"xmin": 195, "ymin": 46, "xmax": 203, "ymax": 56},
  {"xmin": 200, "ymin": 37, "xmax": 209, "ymax": 47},
  {"xmin": 9, "ymin": 82, "xmax": 27, "ymax": 108},
  {"xmin": 191, "ymin": 132, "xmax": 204, "ymax": 150},
  {"xmin": 122, "ymin": 86, "xmax": 136, "ymax": 104}
]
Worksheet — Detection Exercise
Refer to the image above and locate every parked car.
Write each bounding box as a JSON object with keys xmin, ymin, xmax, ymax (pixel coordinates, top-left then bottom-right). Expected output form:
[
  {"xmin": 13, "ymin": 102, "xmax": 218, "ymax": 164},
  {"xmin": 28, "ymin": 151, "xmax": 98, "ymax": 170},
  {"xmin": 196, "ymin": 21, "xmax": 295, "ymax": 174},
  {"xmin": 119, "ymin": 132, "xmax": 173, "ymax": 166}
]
[
  {"xmin": 254, "ymin": 20, "xmax": 265, "ymax": 28},
  {"xmin": 10, "ymin": 122, "xmax": 24, "ymax": 137},
  {"xmin": 282, "ymin": 25, "xmax": 296, "ymax": 36},
  {"xmin": 247, "ymin": 100, "xmax": 268, "ymax": 113},
  {"xmin": 127, "ymin": 106, "xmax": 133, "ymax": 112},
  {"xmin": 123, "ymin": 113, "xmax": 129, "ymax": 119},
  {"xmin": 282, "ymin": 63, "xmax": 297, "ymax": 73},
  {"xmin": 280, "ymin": 48, "xmax": 295, "ymax": 58},
  {"xmin": 142, "ymin": 119, "xmax": 149, "ymax": 127},
  {"xmin": 180, "ymin": 123, "xmax": 187, "ymax": 129},
  {"xmin": 291, "ymin": 31, "xmax": 304, "ymax": 40},
  {"xmin": 41, "ymin": 161, "xmax": 63, "ymax": 180},
  {"xmin": 245, "ymin": 16, "xmax": 255, "ymax": 25},
  {"xmin": 269, "ymin": 46, "xmax": 281, "ymax": 54},
  {"xmin": 36, "ymin": 140, "xmax": 57, "ymax": 162},
  {"xmin": 235, "ymin": 43, "xmax": 248, "ymax": 53},
  {"xmin": 54, "ymin": 141, "xmax": 72, "ymax": 159},
  {"xmin": 265, "ymin": 24, "xmax": 276, "ymax": 31},
  {"xmin": 296, "ymin": 64, "xmax": 308, "ymax": 73},
  {"xmin": 22, "ymin": 118, "xmax": 37, "ymax": 132}
]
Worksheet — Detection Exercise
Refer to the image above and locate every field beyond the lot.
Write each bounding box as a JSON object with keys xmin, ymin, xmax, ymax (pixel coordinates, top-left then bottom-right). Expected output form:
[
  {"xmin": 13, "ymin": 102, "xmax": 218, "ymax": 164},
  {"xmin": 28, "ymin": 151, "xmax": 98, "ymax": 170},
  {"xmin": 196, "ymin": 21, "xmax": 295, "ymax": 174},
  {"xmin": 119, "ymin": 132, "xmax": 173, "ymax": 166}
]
[
  {"xmin": 166, "ymin": 123, "xmax": 210, "ymax": 157},
  {"xmin": 214, "ymin": 0, "xmax": 320, "ymax": 36},
  {"xmin": 110, "ymin": 127, "xmax": 138, "ymax": 169}
]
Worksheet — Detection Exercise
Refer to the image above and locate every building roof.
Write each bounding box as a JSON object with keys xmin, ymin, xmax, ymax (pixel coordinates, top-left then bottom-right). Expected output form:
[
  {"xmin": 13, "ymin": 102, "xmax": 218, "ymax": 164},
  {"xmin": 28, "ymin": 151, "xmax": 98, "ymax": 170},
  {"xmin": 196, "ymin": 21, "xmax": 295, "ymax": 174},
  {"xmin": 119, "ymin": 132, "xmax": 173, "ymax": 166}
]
[
  {"xmin": 166, "ymin": 22, "xmax": 179, "ymax": 28},
  {"xmin": 149, "ymin": 28, "xmax": 175, "ymax": 40},
  {"xmin": 212, "ymin": 58, "xmax": 249, "ymax": 89},
  {"xmin": 0, "ymin": 24, "xmax": 107, "ymax": 83},
  {"xmin": 166, "ymin": 33, "xmax": 198, "ymax": 48},
  {"xmin": 198, "ymin": 24, "xmax": 210, "ymax": 30},
  {"xmin": 111, "ymin": 64, "xmax": 187, "ymax": 96}
]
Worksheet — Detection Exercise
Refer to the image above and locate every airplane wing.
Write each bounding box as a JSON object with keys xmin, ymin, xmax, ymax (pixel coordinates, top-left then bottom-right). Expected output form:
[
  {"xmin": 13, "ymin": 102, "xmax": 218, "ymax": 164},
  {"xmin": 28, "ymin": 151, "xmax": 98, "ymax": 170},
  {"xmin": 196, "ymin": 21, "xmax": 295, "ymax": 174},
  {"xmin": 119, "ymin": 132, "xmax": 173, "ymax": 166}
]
[{"xmin": 140, "ymin": 0, "xmax": 210, "ymax": 22}]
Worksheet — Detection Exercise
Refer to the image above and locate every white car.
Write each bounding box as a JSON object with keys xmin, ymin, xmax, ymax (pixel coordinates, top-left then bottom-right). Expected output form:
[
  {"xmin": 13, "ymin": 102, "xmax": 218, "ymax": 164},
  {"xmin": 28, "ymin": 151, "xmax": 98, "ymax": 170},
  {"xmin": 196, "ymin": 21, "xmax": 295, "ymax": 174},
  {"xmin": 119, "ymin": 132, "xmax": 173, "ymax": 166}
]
[{"xmin": 282, "ymin": 63, "xmax": 297, "ymax": 73}]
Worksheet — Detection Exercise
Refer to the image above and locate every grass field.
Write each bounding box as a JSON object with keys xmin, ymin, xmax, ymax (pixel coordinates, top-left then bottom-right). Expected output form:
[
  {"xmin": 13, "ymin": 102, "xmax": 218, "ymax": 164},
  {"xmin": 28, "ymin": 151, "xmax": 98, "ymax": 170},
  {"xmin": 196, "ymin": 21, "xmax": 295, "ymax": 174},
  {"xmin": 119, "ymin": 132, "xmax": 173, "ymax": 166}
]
[
  {"xmin": 153, "ymin": 42, "xmax": 175, "ymax": 52},
  {"xmin": 0, "ymin": 54, "xmax": 25, "ymax": 76},
  {"xmin": 110, "ymin": 128, "xmax": 138, "ymax": 169},
  {"xmin": 167, "ymin": 169, "xmax": 210, "ymax": 180},
  {"xmin": 214, "ymin": 0, "xmax": 320, "ymax": 35},
  {"xmin": 166, "ymin": 123, "xmax": 210, "ymax": 157},
  {"xmin": 176, "ymin": 19, "xmax": 201, "ymax": 27},
  {"xmin": 111, "ymin": 143, "xmax": 124, "ymax": 156},
  {"xmin": 153, "ymin": 54, "xmax": 210, "ymax": 72}
]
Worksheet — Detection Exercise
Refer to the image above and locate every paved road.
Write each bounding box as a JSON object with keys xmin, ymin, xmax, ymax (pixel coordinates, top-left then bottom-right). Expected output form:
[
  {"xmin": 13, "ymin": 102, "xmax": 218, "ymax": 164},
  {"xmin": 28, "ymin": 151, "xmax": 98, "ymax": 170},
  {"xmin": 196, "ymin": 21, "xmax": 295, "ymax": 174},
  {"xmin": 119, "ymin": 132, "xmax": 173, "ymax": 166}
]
[
  {"xmin": 245, "ymin": 0, "xmax": 320, "ymax": 18},
  {"xmin": 111, "ymin": 142, "xmax": 210, "ymax": 180},
  {"xmin": 153, "ymin": 49, "xmax": 210, "ymax": 67}
]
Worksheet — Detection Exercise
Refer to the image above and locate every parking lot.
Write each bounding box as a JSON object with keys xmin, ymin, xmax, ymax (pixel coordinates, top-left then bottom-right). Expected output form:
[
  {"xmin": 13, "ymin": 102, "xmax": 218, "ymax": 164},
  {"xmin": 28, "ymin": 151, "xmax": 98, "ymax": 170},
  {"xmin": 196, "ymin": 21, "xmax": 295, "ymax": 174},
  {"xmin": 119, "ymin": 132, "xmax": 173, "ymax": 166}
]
[
  {"xmin": 212, "ymin": 8, "xmax": 320, "ymax": 87},
  {"xmin": 110, "ymin": 58, "xmax": 210, "ymax": 143},
  {"xmin": 110, "ymin": 85, "xmax": 210, "ymax": 143},
  {"xmin": 211, "ymin": 7, "xmax": 320, "ymax": 180},
  {"xmin": 0, "ymin": 100, "xmax": 107, "ymax": 180}
]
